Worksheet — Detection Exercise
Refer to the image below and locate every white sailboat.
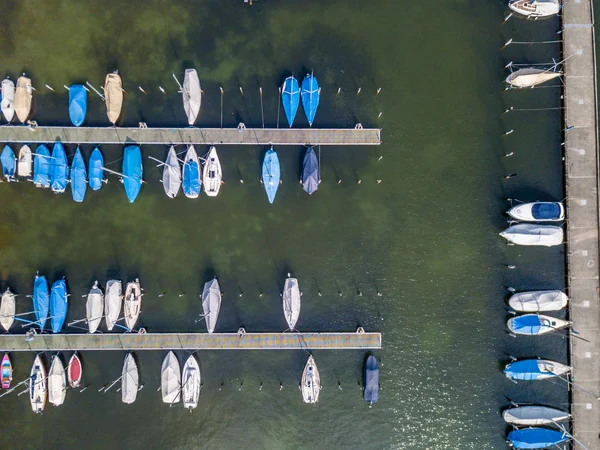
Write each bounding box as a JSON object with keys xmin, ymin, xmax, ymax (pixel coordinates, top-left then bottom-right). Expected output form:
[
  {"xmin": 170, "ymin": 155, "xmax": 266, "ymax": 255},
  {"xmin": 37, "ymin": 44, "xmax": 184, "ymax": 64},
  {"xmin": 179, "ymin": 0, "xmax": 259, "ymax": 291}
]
[
  {"xmin": 202, "ymin": 146, "xmax": 222, "ymax": 197},
  {"xmin": 14, "ymin": 76, "xmax": 32, "ymax": 124},
  {"xmin": 48, "ymin": 355, "xmax": 66, "ymax": 406},
  {"xmin": 121, "ymin": 353, "xmax": 139, "ymax": 404},
  {"xmin": 201, "ymin": 278, "xmax": 221, "ymax": 334},
  {"xmin": 124, "ymin": 279, "xmax": 142, "ymax": 331},
  {"xmin": 30, "ymin": 355, "xmax": 47, "ymax": 414},
  {"xmin": 1, "ymin": 78, "xmax": 15, "ymax": 122},
  {"xmin": 506, "ymin": 68, "xmax": 562, "ymax": 88},
  {"xmin": 17, "ymin": 145, "xmax": 32, "ymax": 177},
  {"xmin": 105, "ymin": 280, "xmax": 123, "ymax": 331},
  {"xmin": 0, "ymin": 288, "xmax": 16, "ymax": 331},
  {"xmin": 301, "ymin": 355, "xmax": 321, "ymax": 404},
  {"xmin": 182, "ymin": 69, "xmax": 201, "ymax": 126},
  {"xmin": 182, "ymin": 355, "xmax": 201, "ymax": 411},
  {"xmin": 86, "ymin": 281, "xmax": 104, "ymax": 334},
  {"xmin": 508, "ymin": 290, "xmax": 568, "ymax": 312},
  {"xmin": 508, "ymin": 0, "xmax": 560, "ymax": 18},
  {"xmin": 161, "ymin": 351, "xmax": 181, "ymax": 404},
  {"xmin": 507, "ymin": 313, "xmax": 571, "ymax": 335},
  {"xmin": 282, "ymin": 274, "xmax": 301, "ymax": 329},
  {"xmin": 104, "ymin": 71, "xmax": 123, "ymax": 125},
  {"xmin": 162, "ymin": 146, "xmax": 182, "ymax": 198},
  {"xmin": 500, "ymin": 224, "xmax": 563, "ymax": 246},
  {"xmin": 503, "ymin": 405, "xmax": 570, "ymax": 426}
]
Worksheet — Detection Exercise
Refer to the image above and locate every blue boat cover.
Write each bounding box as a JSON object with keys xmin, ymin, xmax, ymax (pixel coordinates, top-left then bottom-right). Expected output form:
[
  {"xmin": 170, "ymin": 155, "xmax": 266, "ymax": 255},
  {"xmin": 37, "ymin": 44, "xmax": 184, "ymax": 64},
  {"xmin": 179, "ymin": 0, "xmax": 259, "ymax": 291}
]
[
  {"xmin": 1, "ymin": 145, "xmax": 15, "ymax": 179},
  {"xmin": 302, "ymin": 147, "xmax": 319, "ymax": 195},
  {"xmin": 532, "ymin": 203, "xmax": 561, "ymax": 220},
  {"xmin": 68, "ymin": 84, "xmax": 87, "ymax": 127},
  {"xmin": 507, "ymin": 428, "xmax": 568, "ymax": 449},
  {"xmin": 301, "ymin": 73, "xmax": 320, "ymax": 126},
  {"xmin": 262, "ymin": 148, "xmax": 280, "ymax": 204},
  {"xmin": 70, "ymin": 147, "xmax": 87, "ymax": 202},
  {"xmin": 363, "ymin": 355, "xmax": 379, "ymax": 404},
  {"xmin": 183, "ymin": 159, "xmax": 201, "ymax": 197},
  {"xmin": 50, "ymin": 279, "xmax": 68, "ymax": 334},
  {"xmin": 511, "ymin": 315, "xmax": 543, "ymax": 335},
  {"xmin": 504, "ymin": 359, "xmax": 553, "ymax": 381},
  {"xmin": 123, "ymin": 146, "xmax": 143, "ymax": 203},
  {"xmin": 282, "ymin": 76, "xmax": 300, "ymax": 127},
  {"xmin": 33, "ymin": 145, "xmax": 51, "ymax": 187},
  {"xmin": 88, "ymin": 147, "xmax": 104, "ymax": 191},
  {"xmin": 50, "ymin": 142, "xmax": 69, "ymax": 193},
  {"xmin": 33, "ymin": 275, "xmax": 49, "ymax": 330}
]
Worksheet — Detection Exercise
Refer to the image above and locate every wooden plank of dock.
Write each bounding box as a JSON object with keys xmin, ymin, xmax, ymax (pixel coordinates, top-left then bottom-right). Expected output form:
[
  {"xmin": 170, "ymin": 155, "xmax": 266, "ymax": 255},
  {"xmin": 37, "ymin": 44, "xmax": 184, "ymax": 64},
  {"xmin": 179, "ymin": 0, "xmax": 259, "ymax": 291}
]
[
  {"xmin": 0, "ymin": 331, "xmax": 382, "ymax": 351},
  {"xmin": 0, "ymin": 126, "xmax": 381, "ymax": 146}
]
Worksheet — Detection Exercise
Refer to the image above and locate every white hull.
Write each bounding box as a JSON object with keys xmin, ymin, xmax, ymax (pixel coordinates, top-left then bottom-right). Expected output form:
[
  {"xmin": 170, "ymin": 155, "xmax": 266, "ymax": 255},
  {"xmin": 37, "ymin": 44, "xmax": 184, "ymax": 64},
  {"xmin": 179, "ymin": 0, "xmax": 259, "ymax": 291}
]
[
  {"xmin": 1, "ymin": 78, "xmax": 15, "ymax": 122},
  {"xmin": 14, "ymin": 76, "xmax": 32, "ymax": 124},
  {"xmin": 48, "ymin": 355, "xmax": 66, "ymax": 406},
  {"xmin": 507, "ymin": 314, "xmax": 570, "ymax": 335},
  {"xmin": 500, "ymin": 224, "xmax": 563, "ymax": 246},
  {"xmin": 105, "ymin": 280, "xmax": 123, "ymax": 331},
  {"xmin": 301, "ymin": 355, "xmax": 320, "ymax": 403},
  {"xmin": 86, "ymin": 281, "xmax": 104, "ymax": 334},
  {"xmin": 506, "ymin": 68, "xmax": 561, "ymax": 87},
  {"xmin": 104, "ymin": 72, "xmax": 123, "ymax": 125},
  {"xmin": 163, "ymin": 146, "xmax": 182, "ymax": 198},
  {"xmin": 202, "ymin": 278, "xmax": 221, "ymax": 334},
  {"xmin": 124, "ymin": 279, "xmax": 142, "ymax": 331},
  {"xmin": 503, "ymin": 405, "xmax": 570, "ymax": 425},
  {"xmin": 184, "ymin": 145, "xmax": 201, "ymax": 198},
  {"xmin": 183, "ymin": 69, "xmax": 201, "ymax": 125},
  {"xmin": 508, "ymin": 202, "xmax": 564, "ymax": 222},
  {"xmin": 122, "ymin": 353, "xmax": 139, "ymax": 404},
  {"xmin": 182, "ymin": 355, "xmax": 201, "ymax": 410},
  {"xmin": 202, "ymin": 146, "xmax": 222, "ymax": 197},
  {"xmin": 509, "ymin": 290, "xmax": 568, "ymax": 312},
  {"xmin": 17, "ymin": 145, "xmax": 32, "ymax": 177},
  {"xmin": 30, "ymin": 355, "xmax": 47, "ymax": 413},
  {"xmin": 508, "ymin": 0, "xmax": 560, "ymax": 18},
  {"xmin": 282, "ymin": 276, "xmax": 301, "ymax": 329},
  {"xmin": 0, "ymin": 288, "xmax": 15, "ymax": 331},
  {"xmin": 161, "ymin": 351, "xmax": 181, "ymax": 404}
]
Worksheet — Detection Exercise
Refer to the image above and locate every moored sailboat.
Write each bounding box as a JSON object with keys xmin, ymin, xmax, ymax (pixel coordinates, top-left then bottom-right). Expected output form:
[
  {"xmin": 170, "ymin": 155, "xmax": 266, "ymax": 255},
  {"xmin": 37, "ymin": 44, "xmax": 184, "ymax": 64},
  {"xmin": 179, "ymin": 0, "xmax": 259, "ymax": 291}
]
[
  {"xmin": 14, "ymin": 75, "xmax": 33, "ymax": 123},
  {"xmin": 122, "ymin": 146, "xmax": 143, "ymax": 203},
  {"xmin": 508, "ymin": 0, "xmax": 560, "ymax": 18},
  {"xmin": 500, "ymin": 224, "xmax": 563, "ymax": 246},
  {"xmin": 262, "ymin": 147, "xmax": 280, "ymax": 204},
  {"xmin": 1, "ymin": 145, "xmax": 16, "ymax": 181},
  {"xmin": 1, "ymin": 353, "xmax": 12, "ymax": 388},
  {"xmin": 506, "ymin": 68, "xmax": 561, "ymax": 88},
  {"xmin": 1, "ymin": 78, "xmax": 15, "ymax": 122},
  {"xmin": 182, "ymin": 69, "xmax": 201, "ymax": 126},
  {"xmin": 302, "ymin": 147, "xmax": 319, "ymax": 195},
  {"xmin": 0, "ymin": 288, "xmax": 16, "ymax": 331},
  {"xmin": 50, "ymin": 142, "xmax": 69, "ymax": 194},
  {"xmin": 17, "ymin": 145, "xmax": 32, "ymax": 177},
  {"xmin": 50, "ymin": 279, "xmax": 68, "ymax": 334},
  {"xmin": 301, "ymin": 73, "xmax": 320, "ymax": 126},
  {"xmin": 503, "ymin": 405, "xmax": 570, "ymax": 426},
  {"xmin": 508, "ymin": 290, "xmax": 568, "ymax": 312},
  {"xmin": 183, "ymin": 145, "xmax": 201, "ymax": 198},
  {"xmin": 67, "ymin": 353, "xmax": 82, "ymax": 388},
  {"xmin": 105, "ymin": 280, "xmax": 123, "ymax": 331},
  {"xmin": 507, "ymin": 313, "xmax": 570, "ymax": 336},
  {"xmin": 508, "ymin": 201, "xmax": 564, "ymax": 222},
  {"xmin": 124, "ymin": 279, "xmax": 142, "ymax": 331},
  {"xmin": 504, "ymin": 359, "xmax": 570, "ymax": 381},
  {"xmin": 161, "ymin": 351, "xmax": 181, "ymax": 404},
  {"xmin": 48, "ymin": 354, "xmax": 66, "ymax": 406},
  {"xmin": 104, "ymin": 71, "xmax": 123, "ymax": 125},
  {"xmin": 282, "ymin": 76, "xmax": 300, "ymax": 127},
  {"xmin": 68, "ymin": 84, "xmax": 87, "ymax": 127},
  {"xmin": 86, "ymin": 281, "xmax": 104, "ymax": 334},
  {"xmin": 182, "ymin": 354, "xmax": 201, "ymax": 411},
  {"xmin": 282, "ymin": 273, "xmax": 301, "ymax": 330},
  {"xmin": 301, "ymin": 355, "xmax": 321, "ymax": 404},
  {"xmin": 363, "ymin": 355, "xmax": 379, "ymax": 406},
  {"xmin": 201, "ymin": 278, "xmax": 221, "ymax": 334},
  {"xmin": 33, "ymin": 274, "xmax": 50, "ymax": 331},
  {"xmin": 121, "ymin": 353, "xmax": 139, "ymax": 404},
  {"xmin": 30, "ymin": 355, "xmax": 47, "ymax": 414},
  {"xmin": 33, "ymin": 145, "xmax": 51, "ymax": 188},
  {"xmin": 70, "ymin": 147, "xmax": 87, "ymax": 202},
  {"xmin": 162, "ymin": 146, "xmax": 182, "ymax": 198},
  {"xmin": 88, "ymin": 147, "xmax": 105, "ymax": 191},
  {"xmin": 202, "ymin": 146, "xmax": 222, "ymax": 197}
]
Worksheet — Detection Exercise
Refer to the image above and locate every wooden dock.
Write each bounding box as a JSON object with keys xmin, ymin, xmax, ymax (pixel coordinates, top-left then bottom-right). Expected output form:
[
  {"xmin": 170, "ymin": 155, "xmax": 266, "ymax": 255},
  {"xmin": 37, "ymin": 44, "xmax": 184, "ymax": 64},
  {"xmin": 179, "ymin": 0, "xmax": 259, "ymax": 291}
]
[{"xmin": 0, "ymin": 125, "xmax": 381, "ymax": 146}]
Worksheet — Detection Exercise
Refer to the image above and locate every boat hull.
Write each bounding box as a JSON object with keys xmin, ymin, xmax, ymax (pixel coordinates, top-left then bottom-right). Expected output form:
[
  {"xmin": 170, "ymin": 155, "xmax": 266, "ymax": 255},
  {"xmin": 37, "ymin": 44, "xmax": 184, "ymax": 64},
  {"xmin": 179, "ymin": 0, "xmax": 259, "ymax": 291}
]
[
  {"xmin": 282, "ymin": 276, "xmax": 301, "ymax": 329},
  {"xmin": 507, "ymin": 428, "xmax": 568, "ymax": 449},
  {"xmin": 50, "ymin": 142, "xmax": 69, "ymax": 194},
  {"xmin": 163, "ymin": 146, "xmax": 182, "ymax": 198},
  {"xmin": 124, "ymin": 280, "xmax": 142, "ymax": 331},
  {"xmin": 1, "ymin": 145, "xmax": 16, "ymax": 181},
  {"xmin": 301, "ymin": 355, "xmax": 320, "ymax": 403},
  {"xmin": 68, "ymin": 84, "xmax": 87, "ymax": 127},
  {"xmin": 508, "ymin": 0, "xmax": 560, "ymax": 18},
  {"xmin": 161, "ymin": 351, "xmax": 181, "ymax": 404},
  {"xmin": 105, "ymin": 280, "xmax": 123, "ymax": 331},
  {"xmin": 68, "ymin": 353, "xmax": 82, "ymax": 388},
  {"xmin": 0, "ymin": 288, "xmax": 15, "ymax": 331},
  {"xmin": 508, "ymin": 290, "xmax": 568, "ymax": 312},
  {"xmin": 33, "ymin": 275, "xmax": 50, "ymax": 330},
  {"xmin": 86, "ymin": 281, "xmax": 104, "ymax": 334},
  {"xmin": 504, "ymin": 359, "xmax": 570, "ymax": 381},
  {"xmin": 88, "ymin": 147, "xmax": 104, "ymax": 191},
  {"xmin": 506, "ymin": 68, "xmax": 561, "ymax": 87},
  {"xmin": 182, "ymin": 355, "xmax": 200, "ymax": 410},
  {"xmin": 30, "ymin": 355, "xmax": 47, "ymax": 413},
  {"xmin": 48, "ymin": 355, "xmax": 66, "ymax": 406},
  {"xmin": 14, "ymin": 76, "xmax": 32, "ymax": 124},
  {"xmin": 302, "ymin": 148, "xmax": 319, "ymax": 194},
  {"xmin": 202, "ymin": 278, "xmax": 221, "ymax": 334},
  {"xmin": 122, "ymin": 146, "xmax": 143, "ymax": 203},
  {"xmin": 1, "ymin": 78, "xmax": 15, "ymax": 122},
  {"xmin": 262, "ymin": 148, "xmax": 280, "ymax": 204},
  {"xmin": 507, "ymin": 314, "xmax": 569, "ymax": 335},
  {"xmin": 363, "ymin": 355, "xmax": 379, "ymax": 404},
  {"xmin": 502, "ymin": 405, "xmax": 570, "ymax": 426},
  {"xmin": 33, "ymin": 145, "xmax": 51, "ymax": 188},
  {"xmin": 70, "ymin": 147, "xmax": 87, "ymax": 202},
  {"xmin": 183, "ymin": 145, "xmax": 201, "ymax": 198},
  {"xmin": 301, "ymin": 74, "xmax": 320, "ymax": 126},
  {"xmin": 202, "ymin": 146, "xmax": 222, "ymax": 197},
  {"xmin": 500, "ymin": 224, "xmax": 563, "ymax": 246},
  {"xmin": 104, "ymin": 73, "xmax": 123, "ymax": 125},
  {"xmin": 282, "ymin": 76, "xmax": 300, "ymax": 127},
  {"xmin": 1, "ymin": 353, "xmax": 12, "ymax": 388},
  {"xmin": 507, "ymin": 202, "xmax": 564, "ymax": 222},
  {"xmin": 183, "ymin": 69, "xmax": 201, "ymax": 126},
  {"xmin": 50, "ymin": 280, "xmax": 68, "ymax": 334},
  {"xmin": 17, "ymin": 145, "xmax": 32, "ymax": 177},
  {"xmin": 122, "ymin": 353, "xmax": 139, "ymax": 404}
]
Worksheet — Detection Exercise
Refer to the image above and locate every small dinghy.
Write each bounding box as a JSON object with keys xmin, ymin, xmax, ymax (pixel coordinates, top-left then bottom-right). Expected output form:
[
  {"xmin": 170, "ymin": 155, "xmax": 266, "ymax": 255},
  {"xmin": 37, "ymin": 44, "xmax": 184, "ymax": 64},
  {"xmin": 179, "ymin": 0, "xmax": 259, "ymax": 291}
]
[
  {"xmin": 48, "ymin": 355, "xmax": 66, "ymax": 406},
  {"xmin": 68, "ymin": 84, "xmax": 87, "ymax": 127},
  {"xmin": 508, "ymin": 202, "xmax": 564, "ymax": 222},
  {"xmin": 122, "ymin": 145, "xmax": 143, "ymax": 203},
  {"xmin": 302, "ymin": 147, "xmax": 319, "ymax": 195},
  {"xmin": 33, "ymin": 274, "xmax": 50, "ymax": 331},
  {"xmin": 121, "ymin": 353, "xmax": 139, "ymax": 404},
  {"xmin": 504, "ymin": 359, "xmax": 570, "ymax": 381},
  {"xmin": 88, "ymin": 147, "xmax": 104, "ymax": 191},
  {"xmin": 500, "ymin": 224, "xmax": 563, "ymax": 247},
  {"xmin": 182, "ymin": 354, "xmax": 200, "ymax": 411},
  {"xmin": 202, "ymin": 146, "xmax": 222, "ymax": 197},
  {"xmin": 201, "ymin": 278, "xmax": 221, "ymax": 334},
  {"xmin": 33, "ymin": 145, "xmax": 51, "ymax": 188},
  {"xmin": 503, "ymin": 405, "xmax": 570, "ymax": 426},
  {"xmin": 301, "ymin": 73, "xmax": 320, "ymax": 126},
  {"xmin": 70, "ymin": 147, "xmax": 87, "ymax": 202},
  {"xmin": 282, "ymin": 76, "xmax": 300, "ymax": 127},
  {"xmin": 14, "ymin": 76, "xmax": 33, "ymax": 123},
  {"xmin": 508, "ymin": 290, "xmax": 568, "ymax": 312},
  {"xmin": 104, "ymin": 72, "xmax": 123, "ymax": 125},
  {"xmin": 124, "ymin": 279, "xmax": 142, "ymax": 331},
  {"xmin": 1, "ymin": 145, "xmax": 16, "ymax": 181},
  {"xmin": 162, "ymin": 146, "xmax": 182, "ymax": 198},
  {"xmin": 50, "ymin": 142, "xmax": 69, "ymax": 194},
  {"xmin": 67, "ymin": 353, "xmax": 82, "ymax": 388},
  {"xmin": 363, "ymin": 355, "xmax": 379, "ymax": 406},
  {"xmin": 282, "ymin": 273, "xmax": 301, "ymax": 330},
  {"xmin": 0, "ymin": 288, "xmax": 16, "ymax": 331},
  {"xmin": 183, "ymin": 145, "xmax": 201, "ymax": 198},
  {"xmin": 105, "ymin": 280, "xmax": 123, "ymax": 331},
  {"xmin": 507, "ymin": 428, "xmax": 568, "ymax": 449},
  {"xmin": 2, "ymin": 353, "xmax": 12, "ymax": 388},
  {"xmin": 182, "ymin": 69, "xmax": 201, "ymax": 126},
  {"xmin": 508, "ymin": 0, "xmax": 560, "ymax": 18},
  {"xmin": 161, "ymin": 351, "xmax": 181, "ymax": 404},
  {"xmin": 86, "ymin": 281, "xmax": 104, "ymax": 334},
  {"xmin": 30, "ymin": 355, "xmax": 47, "ymax": 414},
  {"xmin": 301, "ymin": 355, "xmax": 321, "ymax": 404},
  {"xmin": 506, "ymin": 68, "xmax": 562, "ymax": 88},
  {"xmin": 507, "ymin": 314, "xmax": 570, "ymax": 336},
  {"xmin": 1, "ymin": 78, "xmax": 15, "ymax": 122},
  {"xmin": 17, "ymin": 145, "xmax": 32, "ymax": 177},
  {"xmin": 50, "ymin": 279, "xmax": 68, "ymax": 334},
  {"xmin": 262, "ymin": 147, "xmax": 280, "ymax": 204}
]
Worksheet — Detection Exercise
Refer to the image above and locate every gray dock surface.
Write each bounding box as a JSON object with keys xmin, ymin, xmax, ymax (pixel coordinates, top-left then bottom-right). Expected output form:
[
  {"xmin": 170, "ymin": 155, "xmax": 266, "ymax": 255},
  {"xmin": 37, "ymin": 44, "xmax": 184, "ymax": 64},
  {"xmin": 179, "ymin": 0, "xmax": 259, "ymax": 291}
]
[{"xmin": 564, "ymin": 1, "xmax": 600, "ymax": 448}]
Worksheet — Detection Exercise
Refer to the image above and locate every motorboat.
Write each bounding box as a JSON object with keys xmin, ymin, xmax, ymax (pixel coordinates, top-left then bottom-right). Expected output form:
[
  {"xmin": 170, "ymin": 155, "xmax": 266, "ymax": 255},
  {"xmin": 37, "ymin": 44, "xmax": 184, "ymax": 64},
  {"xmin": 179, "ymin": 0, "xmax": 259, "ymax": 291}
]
[
  {"xmin": 500, "ymin": 224, "xmax": 563, "ymax": 246},
  {"xmin": 282, "ymin": 76, "xmax": 300, "ymax": 127},
  {"xmin": 202, "ymin": 146, "xmax": 222, "ymax": 197},
  {"xmin": 50, "ymin": 279, "xmax": 68, "ymax": 334},
  {"xmin": 302, "ymin": 147, "xmax": 319, "ymax": 195},
  {"xmin": 33, "ymin": 274, "xmax": 50, "ymax": 330},
  {"xmin": 503, "ymin": 405, "xmax": 570, "ymax": 426},
  {"xmin": 262, "ymin": 147, "xmax": 280, "ymax": 204},
  {"xmin": 183, "ymin": 145, "xmax": 201, "ymax": 198},
  {"xmin": 1, "ymin": 353, "xmax": 12, "ymax": 388},
  {"xmin": 182, "ymin": 355, "xmax": 200, "ymax": 411},
  {"xmin": 506, "ymin": 68, "xmax": 561, "ymax": 88},
  {"xmin": 301, "ymin": 355, "xmax": 321, "ymax": 403},
  {"xmin": 48, "ymin": 355, "xmax": 66, "ymax": 406},
  {"xmin": 88, "ymin": 147, "xmax": 104, "ymax": 191},
  {"xmin": 70, "ymin": 147, "xmax": 87, "ymax": 202},
  {"xmin": 17, "ymin": 145, "xmax": 32, "ymax": 177},
  {"xmin": 504, "ymin": 359, "xmax": 570, "ymax": 381},
  {"xmin": 121, "ymin": 353, "xmax": 139, "ymax": 404},
  {"xmin": 105, "ymin": 280, "xmax": 123, "ymax": 331},
  {"xmin": 104, "ymin": 72, "xmax": 123, "ymax": 125},
  {"xmin": 33, "ymin": 145, "xmax": 51, "ymax": 188},
  {"xmin": 1, "ymin": 145, "xmax": 16, "ymax": 181},
  {"xmin": 1, "ymin": 78, "xmax": 15, "ymax": 122},
  {"xmin": 508, "ymin": 0, "xmax": 560, "ymax": 18},
  {"xmin": 162, "ymin": 146, "xmax": 182, "ymax": 198},
  {"xmin": 14, "ymin": 76, "xmax": 33, "ymax": 123},
  {"xmin": 363, "ymin": 355, "xmax": 379, "ymax": 406},
  {"xmin": 182, "ymin": 69, "xmax": 201, "ymax": 126},
  {"xmin": 67, "ymin": 353, "xmax": 82, "ymax": 388},
  {"xmin": 508, "ymin": 201, "xmax": 564, "ymax": 222},
  {"xmin": 68, "ymin": 84, "xmax": 87, "ymax": 127},
  {"xmin": 161, "ymin": 351, "xmax": 181, "ymax": 404},
  {"xmin": 0, "ymin": 288, "xmax": 16, "ymax": 331},
  {"xmin": 122, "ymin": 145, "xmax": 143, "ymax": 203},
  {"xmin": 201, "ymin": 278, "xmax": 221, "ymax": 334},
  {"xmin": 86, "ymin": 281, "xmax": 104, "ymax": 334},
  {"xmin": 301, "ymin": 73, "xmax": 320, "ymax": 126},
  {"xmin": 508, "ymin": 290, "xmax": 568, "ymax": 312},
  {"xmin": 507, "ymin": 314, "xmax": 570, "ymax": 335},
  {"xmin": 124, "ymin": 279, "xmax": 142, "ymax": 331},
  {"xmin": 30, "ymin": 355, "xmax": 47, "ymax": 414},
  {"xmin": 507, "ymin": 428, "xmax": 568, "ymax": 449},
  {"xmin": 282, "ymin": 273, "xmax": 301, "ymax": 330},
  {"xmin": 50, "ymin": 141, "xmax": 69, "ymax": 194}
]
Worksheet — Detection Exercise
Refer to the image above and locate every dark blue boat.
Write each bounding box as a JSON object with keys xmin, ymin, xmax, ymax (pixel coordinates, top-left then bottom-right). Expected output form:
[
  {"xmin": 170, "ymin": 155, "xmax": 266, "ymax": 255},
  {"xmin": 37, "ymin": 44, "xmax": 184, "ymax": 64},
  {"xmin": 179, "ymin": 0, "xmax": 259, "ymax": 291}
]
[
  {"xmin": 301, "ymin": 73, "xmax": 320, "ymax": 126},
  {"xmin": 507, "ymin": 428, "xmax": 568, "ymax": 449},
  {"xmin": 302, "ymin": 147, "xmax": 319, "ymax": 195},
  {"xmin": 50, "ymin": 142, "xmax": 69, "ymax": 193},
  {"xmin": 33, "ymin": 274, "xmax": 49, "ymax": 331},
  {"xmin": 262, "ymin": 147, "xmax": 280, "ymax": 204},
  {"xmin": 33, "ymin": 145, "xmax": 51, "ymax": 188},
  {"xmin": 70, "ymin": 147, "xmax": 87, "ymax": 202},
  {"xmin": 1, "ymin": 145, "xmax": 16, "ymax": 181},
  {"xmin": 122, "ymin": 146, "xmax": 143, "ymax": 203},
  {"xmin": 88, "ymin": 147, "xmax": 104, "ymax": 191},
  {"xmin": 363, "ymin": 355, "xmax": 379, "ymax": 406},
  {"xmin": 281, "ymin": 76, "xmax": 300, "ymax": 127},
  {"xmin": 68, "ymin": 84, "xmax": 87, "ymax": 127},
  {"xmin": 50, "ymin": 279, "xmax": 68, "ymax": 334}
]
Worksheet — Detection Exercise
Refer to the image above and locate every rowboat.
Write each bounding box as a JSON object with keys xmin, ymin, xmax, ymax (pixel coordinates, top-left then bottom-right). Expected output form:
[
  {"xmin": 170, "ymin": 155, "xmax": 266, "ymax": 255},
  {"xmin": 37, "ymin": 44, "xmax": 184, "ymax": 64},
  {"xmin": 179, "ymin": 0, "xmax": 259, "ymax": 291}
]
[
  {"xmin": 122, "ymin": 146, "xmax": 143, "ymax": 203},
  {"xmin": 503, "ymin": 405, "xmax": 570, "ymax": 426},
  {"xmin": 124, "ymin": 279, "xmax": 142, "ymax": 331},
  {"xmin": 202, "ymin": 146, "xmax": 222, "ymax": 197},
  {"xmin": 302, "ymin": 147, "xmax": 319, "ymax": 195},
  {"xmin": 262, "ymin": 147, "xmax": 280, "ymax": 204},
  {"xmin": 14, "ymin": 76, "xmax": 33, "ymax": 123},
  {"xmin": 33, "ymin": 145, "xmax": 51, "ymax": 188},
  {"xmin": 282, "ymin": 273, "xmax": 301, "ymax": 330},
  {"xmin": 508, "ymin": 0, "xmax": 560, "ymax": 18},
  {"xmin": 504, "ymin": 359, "xmax": 570, "ymax": 381},
  {"xmin": 121, "ymin": 353, "xmax": 139, "ymax": 404},
  {"xmin": 50, "ymin": 279, "xmax": 68, "ymax": 333},
  {"xmin": 363, "ymin": 355, "xmax": 379, "ymax": 406},
  {"xmin": 500, "ymin": 224, "xmax": 563, "ymax": 246},
  {"xmin": 508, "ymin": 202, "xmax": 564, "ymax": 222},
  {"xmin": 104, "ymin": 72, "xmax": 123, "ymax": 125},
  {"xmin": 506, "ymin": 68, "xmax": 561, "ymax": 88},
  {"xmin": 301, "ymin": 355, "xmax": 321, "ymax": 404},
  {"xmin": 282, "ymin": 76, "xmax": 300, "ymax": 127},
  {"xmin": 33, "ymin": 274, "xmax": 50, "ymax": 331},
  {"xmin": 67, "ymin": 353, "xmax": 82, "ymax": 388},
  {"xmin": 508, "ymin": 290, "xmax": 568, "ymax": 312},
  {"xmin": 182, "ymin": 354, "xmax": 200, "ymax": 411},
  {"xmin": 182, "ymin": 69, "xmax": 201, "ymax": 126},
  {"xmin": 301, "ymin": 73, "xmax": 320, "ymax": 126},
  {"xmin": 105, "ymin": 280, "xmax": 123, "ymax": 331},
  {"xmin": 1, "ymin": 78, "xmax": 15, "ymax": 122},
  {"xmin": 70, "ymin": 147, "xmax": 87, "ymax": 202},
  {"xmin": 30, "ymin": 355, "xmax": 47, "ymax": 414},
  {"xmin": 201, "ymin": 278, "xmax": 221, "ymax": 334},
  {"xmin": 48, "ymin": 355, "xmax": 66, "ymax": 406},
  {"xmin": 162, "ymin": 146, "xmax": 182, "ymax": 198},
  {"xmin": 183, "ymin": 145, "xmax": 201, "ymax": 198},
  {"xmin": 1, "ymin": 353, "xmax": 12, "ymax": 388},
  {"xmin": 50, "ymin": 141, "xmax": 69, "ymax": 194},
  {"xmin": 1, "ymin": 145, "xmax": 16, "ymax": 181},
  {"xmin": 0, "ymin": 288, "xmax": 16, "ymax": 331},
  {"xmin": 68, "ymin": 84, "xmax": 87, "ymax": 127},
  {"xmin": 86, "ymin": 281, "xmax": 104, "ymax": 334},
  {"xmin": 507, "ymin": 314, "xmax": 570, "ymax": 335},
  {"xmin": 17, "ymin": 145, "xmax": 32, "ymax": 177},
  {"xmin": 88, "ymin": 147, "xmax": 104, "ymax": 191},
  {"xmin": 161, "ymin": 351, "xmax": 181, "ymax": 404},
  {"xmin": 507, "ymin": 428, "xmax": 568, "ymax": 449}
]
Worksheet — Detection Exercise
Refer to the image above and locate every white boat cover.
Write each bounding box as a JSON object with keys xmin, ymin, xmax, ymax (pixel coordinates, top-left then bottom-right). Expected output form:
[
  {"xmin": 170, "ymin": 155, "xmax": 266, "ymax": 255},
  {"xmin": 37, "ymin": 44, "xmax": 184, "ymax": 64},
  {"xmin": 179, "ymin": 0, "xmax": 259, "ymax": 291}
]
[
  {"xmin": 202, "ymin": 146, "xmax": 222, "ymax": 197},
  {"xmin": 86, "ymin": 281, "xmax": 104, "ymax": 334},
  {"xmin": 506, "ymin": 68, "xmax": 561, "ymax": 88},
  {"xmin": 508, "ymin": 202, "xmax": 564, "ymax": 222},
  {"xmin": 509, "ymin": 290, "xmax": 568, "ymax": 312},
  {"xmin": 539, "ymin": 360, "xmax": 570, "ymax": 377},
  {"xmin": 124, "ymin": 279, "xmax": 142, "ymax": 331},
  {"xmin": 182, "ymin": 355, "xmax": 201, "ymax": 410},
  {"xmin": 282, "ymin": 275, "xmax": 301, "ymax": 329},
  {"xmin": 104, "ymin": 72, "xmax": 123, "ymax": 125},
  {"xmin": 301, "ymin": 355, "xmax": 321, "ymax": 404},
  {"xmin": 0, "ymin": 288, "xmax": 15, "ymax": 331},
  {"xmin": 17, "ymin": 145, "xmax": 32, "ymax": 177},
  {"xmin": 500, "ymin": 224, "xmax": 563, "ymax": 247},
  {"xmin": 48, "ymin": 355, "xmax": 66, "ymax": 406},
  {"xmin": 105, "ymin": 280, "xmax": 123, "ymax": 331},
  {"xmin": 503, "ymin": 405, "xmax": 570, "ymax": 425},
  {"xmin": 14, "ymin": 76, "xmax": 32, "ymax": 123},
  {"xmin": 30, "ymin": 355, "xmax": 47, "ymax": 413},
  {"xmin": 162, "ymin": 146, "xmax": 182, "ymax": 198},
  {"xmin": 202, "ymin": 278, "xmax": 221, "ymax": 334},
  {"xmin": 161, "ymin": 351, "xmax": 181, "ymax": 404},
  {"xmin": 122, "ymin": 353, "xmax": 139, "ymax": 404},
  {"xmin": 183, "ymin": 69, "xmax": 201, "ymax": 125},
  {"xmin": 1, "ymin": 78, "xmax": 15, "ymax": 122},
  {"xmin": 509, "ymin": 0, "xmax": 560, "ymax": 18}
]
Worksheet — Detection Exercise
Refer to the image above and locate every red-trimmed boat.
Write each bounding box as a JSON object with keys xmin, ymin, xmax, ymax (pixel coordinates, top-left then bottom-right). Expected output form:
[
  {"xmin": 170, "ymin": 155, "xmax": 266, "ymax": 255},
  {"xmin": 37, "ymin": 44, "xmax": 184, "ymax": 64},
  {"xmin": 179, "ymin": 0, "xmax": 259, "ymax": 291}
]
[{"xmin": 68, "ymin": 353, "xmax": 82, "ymax": 388}]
